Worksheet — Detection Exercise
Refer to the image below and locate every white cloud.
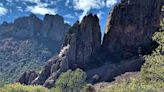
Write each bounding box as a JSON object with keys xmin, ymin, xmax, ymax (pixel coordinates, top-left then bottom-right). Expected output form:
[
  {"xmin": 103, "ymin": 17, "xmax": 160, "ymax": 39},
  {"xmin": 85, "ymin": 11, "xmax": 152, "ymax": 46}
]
[
  {"xmin": 72, "ymin": 0, "xmax": 119, "ymax": 21},
  {"xmin": 24, "ymin": 0, "xmax": 41, "ymax": 4},
  {"xmin": 17, "ymin": 6, "xmax": 24, "ymax": 12},
  {"xmin": 97, "ymin": 11, "xmax": 104, "ymax": 19},
  {"xmin": 26, "ymin": 3, "xmax": 57, "ymax": 15},
  {"xmin": 106, "ymin": 0, "xmax": 118, "ymax": 7},
  {"xmin": 65, "ymin": 0, "xmax": 72, "ymax": 8},
  {"xmin": 65, "ymin": 0, "xmax": 70, "ymax": 6},
  {"xmin": 73, "ymin": 0, "xmax": 105, "ymax": 21},
  {"xmin": 0, "ymin": 7, "xmax": 8, "ymax": 16},
  {"xmin": 64, "ymin": 20, "xmax": 71, "ymax": 24},
  {"xmin": 23, "ymin": 0, "xmax": 59, "ymax": 6},
  {"xmin": 64, "ymin": 14, "xmax": 75, "ymax": 19}
]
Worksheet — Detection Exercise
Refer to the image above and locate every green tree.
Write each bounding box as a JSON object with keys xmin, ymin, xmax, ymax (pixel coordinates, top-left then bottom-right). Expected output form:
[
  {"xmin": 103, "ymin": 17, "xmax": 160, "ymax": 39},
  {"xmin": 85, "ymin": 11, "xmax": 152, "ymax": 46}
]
[{"xmin": 53, "ymin": 69, "xmax": 87, "ymax": 92}]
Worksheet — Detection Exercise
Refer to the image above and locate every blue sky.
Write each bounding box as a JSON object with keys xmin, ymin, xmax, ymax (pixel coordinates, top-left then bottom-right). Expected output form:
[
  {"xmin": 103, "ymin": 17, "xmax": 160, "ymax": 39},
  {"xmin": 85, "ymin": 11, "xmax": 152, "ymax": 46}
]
[{"xmin": 0, "ymin": 0, "xmax": 120, "ymax": 37}]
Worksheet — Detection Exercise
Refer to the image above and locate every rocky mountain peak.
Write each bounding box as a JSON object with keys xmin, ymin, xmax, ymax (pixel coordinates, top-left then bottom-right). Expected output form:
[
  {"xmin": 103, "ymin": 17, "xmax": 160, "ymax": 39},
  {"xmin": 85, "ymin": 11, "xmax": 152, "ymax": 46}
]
[
  {"xmin": 41, "ymin": 14, "xmax": 69, "ymax": 42},
  {"xmin": 44, "ymin": 14, "xmax": 64, "ymax": 24},
  {"xmin": 63, "ymin": 14, "xmax": 101, "ymax": 69},
  {"xmin": 14, "ymin": 14, "xmax": 42, "ymax": 28},
  {"xmin": 102, "ymin": 0, "xmax": 163, "ymax": 58}
]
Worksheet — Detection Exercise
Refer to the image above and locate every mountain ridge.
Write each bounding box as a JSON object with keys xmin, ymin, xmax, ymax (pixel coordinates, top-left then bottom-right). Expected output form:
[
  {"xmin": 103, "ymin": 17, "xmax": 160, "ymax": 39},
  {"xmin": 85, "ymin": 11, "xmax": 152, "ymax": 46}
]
[{"xmin": 0, "ymin": 14, "xmax": 70, "ymax": 86}]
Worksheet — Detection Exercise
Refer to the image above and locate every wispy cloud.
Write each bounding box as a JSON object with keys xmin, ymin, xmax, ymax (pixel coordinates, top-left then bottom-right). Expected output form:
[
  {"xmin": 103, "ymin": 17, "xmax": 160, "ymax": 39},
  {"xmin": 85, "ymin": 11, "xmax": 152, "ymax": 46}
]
[
  {"xmin": 17, "ymin": 6, "xmax": 24, "ymax": 12},
  {"xmin": 73, "ymin": 0, "xmax": 105, "ymax": 21},
  {"xmin": 106, "ymin": 0, "xmax": 118, "ymax": 7},
  {"xmin": 72, "ymin": 0, "xmax": 119, "ymax": 21},
  {"xmin": 0, "ymin": 5, "xmax": 8, "ymax": 16},
  {"xmin": 23, "ymin": 0, "xmax": 41, "ymax": 4},
  {"xmin": 64, "ymin": 14, "xmax": 75, "ymax": 19},
  {"xmin": 65, "ymin": 0, "xmax": 70, "ymax": 6},
  {"xmin": 23, "ymin": 0, "xmax": 57, "ymax": 15},
  {"xmin": 26, "ymin": 3, "xmax": 57, "ymax": 15},
  {"xmin": 97, "ymin": 11, "xmax": 104, "ymax": 19},
  {"xmin": 64, "ymin": 20, "xmax": 71, "ymax": 24}
]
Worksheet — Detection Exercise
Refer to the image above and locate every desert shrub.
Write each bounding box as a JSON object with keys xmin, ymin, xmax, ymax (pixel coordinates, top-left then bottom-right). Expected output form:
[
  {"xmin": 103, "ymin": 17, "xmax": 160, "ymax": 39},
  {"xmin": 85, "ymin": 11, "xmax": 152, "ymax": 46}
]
[
  {"xmin": 52, "ymin": 69, "xmax": 87, "ymax": 92},
  {"xmin": 0, "ymin": 83, "xmax": 50, "ymax": 92},
  {"xmin": 101, "ymin": 80, "xmax": 164, "ymax": 92}
]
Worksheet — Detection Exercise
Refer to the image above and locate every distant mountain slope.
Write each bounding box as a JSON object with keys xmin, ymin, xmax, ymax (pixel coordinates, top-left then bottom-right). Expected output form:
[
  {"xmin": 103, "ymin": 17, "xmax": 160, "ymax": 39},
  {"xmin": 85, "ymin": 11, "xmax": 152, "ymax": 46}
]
[{"xmin": 0, "ymin": 14, "xmax": 70, "ymax": 86}]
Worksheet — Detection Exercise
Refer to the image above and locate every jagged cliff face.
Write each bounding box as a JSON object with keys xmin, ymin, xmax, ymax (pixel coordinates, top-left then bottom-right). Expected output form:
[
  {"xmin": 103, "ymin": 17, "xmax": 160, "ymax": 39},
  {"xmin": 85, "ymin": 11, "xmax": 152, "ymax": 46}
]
[
  {"xmin": 63, "ymin": 14, "xmax": 101, "ymax": 69},
  {"xmin": 102, "ymin": 0, "xmax": 163, "ymax": 57},
  {"xmin": 0, "ymin": 14, "xmax": 70, "ymax": 52},
  {"xmin": 18, "ymin": 14, "xmax": 101, "ymax": 88},
  {"xmin": 0, "ymin": 14, "xmax": 70, "ymax": 86},
  {"xmin": 41, "ymin": 14, "xmax": 70, "ymax": 42}
]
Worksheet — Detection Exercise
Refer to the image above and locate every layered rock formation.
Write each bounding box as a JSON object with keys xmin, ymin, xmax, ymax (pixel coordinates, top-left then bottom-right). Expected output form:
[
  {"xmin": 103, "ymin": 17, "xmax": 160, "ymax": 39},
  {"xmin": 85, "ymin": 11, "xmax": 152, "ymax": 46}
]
[
  {"xmin": 0, "ymin": 14, "xmax": 70, "ymax": 86},
  {"xmin": 102, "ymin": 0, "xmax": 163, "ymax": 58}
]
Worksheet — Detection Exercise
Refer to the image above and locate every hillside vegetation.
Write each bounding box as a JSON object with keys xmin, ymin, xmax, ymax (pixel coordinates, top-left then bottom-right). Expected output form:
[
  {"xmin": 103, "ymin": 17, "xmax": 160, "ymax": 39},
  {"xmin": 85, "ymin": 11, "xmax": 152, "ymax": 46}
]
[{"xmin": 0, "ymin": 38, "xmax": 53, "ymax": 86}]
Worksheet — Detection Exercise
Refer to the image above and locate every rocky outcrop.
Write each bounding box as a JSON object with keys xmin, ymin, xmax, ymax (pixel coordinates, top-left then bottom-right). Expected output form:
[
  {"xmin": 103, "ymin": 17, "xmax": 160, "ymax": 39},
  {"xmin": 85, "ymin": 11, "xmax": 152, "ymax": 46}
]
[
  {"xmin": 17, "ymin": 71, "xmax": 38, "ymax": 85},
  {"xmin": 41, "ymin": 14, "xmax": 68, "ymax": 41},
  {"xmin": 63, "ymin": 14, "xmax": 101, "ymax": 69},
  {"xmin": 18, "ymin": 14, "xmax": 101, "ymax": 88},
  {"xmin": 86, "ymin": 0, "xmax": 163, "ymax": 83},
  {"xmin": 32, "ymin": 44, "xmax": 70, "ymax": 88},
  {"xmin": 102, "ymin": 0, "xmax": 163, "ymax": 58}
]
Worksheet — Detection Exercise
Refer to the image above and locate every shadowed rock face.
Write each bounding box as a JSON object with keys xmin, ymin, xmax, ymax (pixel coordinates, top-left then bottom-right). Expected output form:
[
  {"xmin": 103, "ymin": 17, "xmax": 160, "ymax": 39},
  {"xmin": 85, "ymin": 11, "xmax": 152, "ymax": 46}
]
[
  {"xmin": 87, "ymin": 0, "xmax": 163, "ymax": 83},
  {"xmin": 0, "ymin": 14, "xmax": 70, "ymax": 43},
  {"xmin": 20, "ymin": 14, "xmax": 101, "ymax": 88},
  {"xmin": 102, "ymin": 0, "xmax": 163, "ymax": 58},
  {"xmin": 17, "ymin": 71, "xmax": 38, "ymax": 85},
  {"xmin": 41, "ymin": 14, "xmax": 69, "ymax": 42},
  {"xmin": 63, "ymin": 14, "xmax": 101, "ymax": 69}
]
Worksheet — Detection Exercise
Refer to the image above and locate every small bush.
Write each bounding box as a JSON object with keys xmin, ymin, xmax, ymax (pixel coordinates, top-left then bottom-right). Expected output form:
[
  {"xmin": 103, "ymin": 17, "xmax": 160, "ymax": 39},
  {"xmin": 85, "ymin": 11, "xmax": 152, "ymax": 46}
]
[{"xmin": 0, "ymin": 83, "xmax": 50, "ymax": 92}]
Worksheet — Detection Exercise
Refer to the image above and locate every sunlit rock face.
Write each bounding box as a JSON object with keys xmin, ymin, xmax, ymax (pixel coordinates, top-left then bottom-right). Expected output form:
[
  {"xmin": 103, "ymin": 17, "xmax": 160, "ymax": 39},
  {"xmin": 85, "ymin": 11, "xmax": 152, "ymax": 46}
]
[{"xmin": 102, "ymin": 0, "xmax": 163, "ymax": 58}]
